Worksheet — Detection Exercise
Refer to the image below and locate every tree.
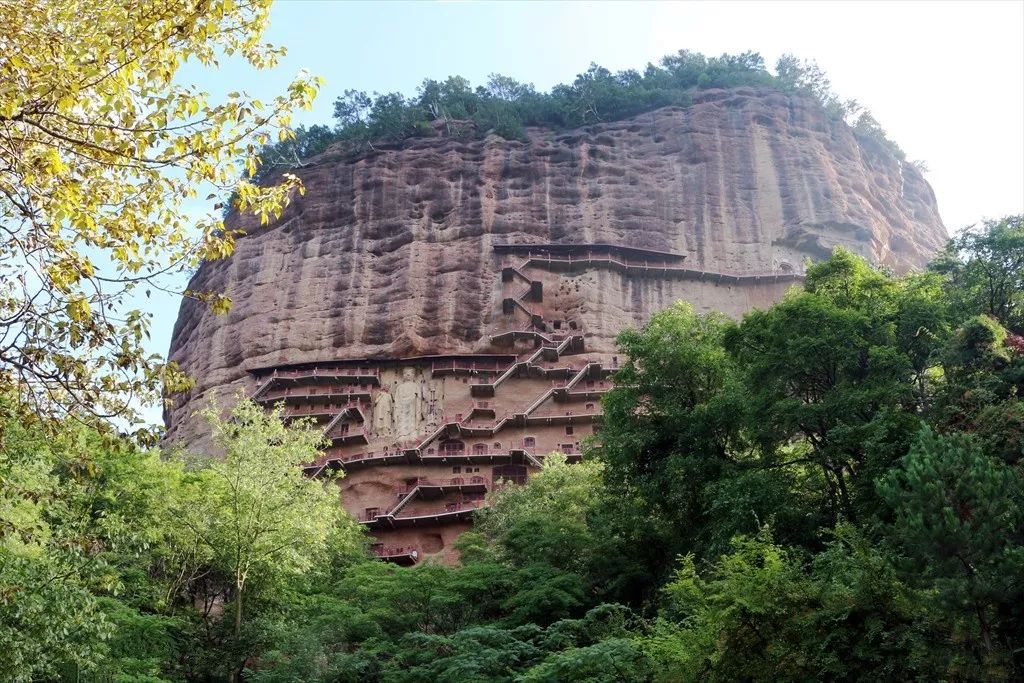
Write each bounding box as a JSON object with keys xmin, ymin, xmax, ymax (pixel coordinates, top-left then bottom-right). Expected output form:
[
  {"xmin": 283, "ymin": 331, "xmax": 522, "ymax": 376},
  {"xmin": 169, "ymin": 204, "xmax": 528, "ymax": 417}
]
[
  {"xmin": 931, "ymin": 216, "xmax": 1024, "ymax": 333},
  {"xmin": 643, "ymin": 525, "xmax": 943, "ymax": 682},
  {"xmin": 331, "ymin": 89, "xmax": 373, "ymax": 148},
  {"xmin": 333, "ymin": 89, "xmax": 373, "ymax": 128},
  {"xmin": 878, "ymin": 427, "xmax": 1024, "ymax": 674},
  {"xmin": 182, "ymin": 399, "xmax": 346, "ymax": 649},
  {"xmin": 644, "ymin": 528, "xmax": 812, "ymax": 682},
  {"xmin": 477, "ymin": 455, "xmax": 603, "ymax": 574},
  {"xmin": 0, "ymin": 402, "xmax": 112, "ymax": 681},
  {"xmin": 485, "ymin": 74, "xmax": 535, "ymax": 102},
  {"xmin": 774, "ymin": 54, "xmax": 866, "ymax": 124},
  {"xmin": 0, "ymin": 391, "xmax": 191, "ymax": 681},
  {"xmin": 934, "ymin": 314, "xmax": 1023, "ymax": 430},
  {"xmin": 725, "ymin": 250, "xmax": 941, "ymax": 524},
  {"xmin": 850, "ymin": 110, "xmax": 907, "ymax": 160},
  {"xmin": 599, "ymin": 303, "xmax": 754, "ymax": 565},
  {"xmin": 417, "ymin": 76, "xmax": 477, "ymax": 120},
  {"xmin": 0, "ymin": 0, "xmax": 321, "ymax": 427},
  {"xmin": 658, "ymin": 50, "xmax": 710, "ymax": 88},
  {"xmin": 1, "ymin": 391, "xmax": 366, "ymax": 682},
  {"xmin": 367, "ymin": 92, "xmax": 431, "ymax": 142},
  {"xmin": 249, "ymin": 124, "xmax": 340, "ymax": 185},
  {"xmin": 519, "ymin": 638, "xmax": 650, "ymax": 683}
]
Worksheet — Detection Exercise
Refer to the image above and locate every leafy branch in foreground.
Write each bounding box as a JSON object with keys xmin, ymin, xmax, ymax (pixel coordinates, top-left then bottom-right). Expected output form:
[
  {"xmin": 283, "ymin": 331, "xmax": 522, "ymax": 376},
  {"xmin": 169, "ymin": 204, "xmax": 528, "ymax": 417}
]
[{"xmin": 0, "ymin": 0, "xmax": 321, "ymax": 428}]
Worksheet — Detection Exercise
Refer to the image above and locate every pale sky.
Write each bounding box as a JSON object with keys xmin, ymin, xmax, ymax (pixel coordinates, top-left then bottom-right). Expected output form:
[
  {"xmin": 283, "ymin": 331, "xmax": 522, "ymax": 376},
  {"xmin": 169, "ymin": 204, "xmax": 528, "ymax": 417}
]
[
  {"xmin": 185, "ymin": 0, "xmax": 1024, "ymax": 231},
  {"xmin": 147, "ymin": 0, "xmax": 1024, "ymax": 426}
]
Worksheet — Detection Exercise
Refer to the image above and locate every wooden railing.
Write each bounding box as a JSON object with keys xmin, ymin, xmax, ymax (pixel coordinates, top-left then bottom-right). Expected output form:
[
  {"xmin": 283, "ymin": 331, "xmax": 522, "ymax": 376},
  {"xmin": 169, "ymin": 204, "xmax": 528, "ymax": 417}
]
[
  {"xmin": 282, "ymin": 405, "xmax": 336, "ymax": 417},
  {"xmin": 519, "ymin": 254, "xmax": 804, "ymax": 283},
  {"xmin": 259, "ymin": 387, "xmax": 372, "ymax": 402},
  {"xmin": 440, "ymin": 500, "xmax": 484, "ymax": 514},
  {"xmin": 265, "ymin": 367, "xmax": 380, "ymax": 379},
  {"xmin": 431, "ymin": 359, "xmax": 506, "ymax": 374},
  {"xmin": 372, "ymin": 545, "xmax": 418, "ymax": 559},
  {"xmin": 398, "ymin": 476, "xmax": 489, "ymax": 496}
]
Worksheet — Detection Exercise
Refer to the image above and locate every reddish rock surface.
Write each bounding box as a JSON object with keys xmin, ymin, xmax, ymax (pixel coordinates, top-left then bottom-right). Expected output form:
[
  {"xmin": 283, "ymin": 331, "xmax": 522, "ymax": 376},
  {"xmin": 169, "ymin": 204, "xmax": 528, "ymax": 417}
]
[{"xmin": 164, "ymin": 87, "xmax": 946, "ymax": 561}]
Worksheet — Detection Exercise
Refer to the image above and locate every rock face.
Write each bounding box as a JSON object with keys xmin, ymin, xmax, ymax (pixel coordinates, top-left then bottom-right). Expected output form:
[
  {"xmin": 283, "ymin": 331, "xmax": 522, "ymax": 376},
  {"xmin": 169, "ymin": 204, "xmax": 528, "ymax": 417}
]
[{"xmin": 165, "ymin": 87, "xmax": 946, "ymax": 563}]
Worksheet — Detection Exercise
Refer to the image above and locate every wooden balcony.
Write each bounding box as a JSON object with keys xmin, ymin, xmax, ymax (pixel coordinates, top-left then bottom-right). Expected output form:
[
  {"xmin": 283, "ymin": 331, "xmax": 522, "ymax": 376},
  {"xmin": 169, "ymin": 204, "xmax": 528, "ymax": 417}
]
[
  {"xmin": 493, "ymin": 242, "xmax": 687, "ymax": 263},
  {"xmin": 387, "ymin": 500, "xmax": 484, "ymax": 528},
  {"xmin": 280, "ymin": 403, "xmax": 367, "ymax": 423},
  {"xmin": 256, "ymin": 387, "xmax": 373, "ymax": 405},
  {"xmin": 521, "ymin": 253, "xmax": 803, "ymax": 283},
  {"xmin": 430, "ymin": 358, "xmax": 507, "ymax": 377},
  {"xmin": 397, "ymin": 476, "xmax": 489, "ymax": 498},
  {"xmin": 251, "ymin": 367, "xmax": 381, "ymax": 398},
  {"xmin": 371, "ymin": 545, "xmax": 419, "ymax": 566},
  {"xmin": 524, "ymin": 410, "xmax": 601, "ymax": 426},
  {"xmin": 319, "ymin": 451, "xmax": 406, "ymax": 473},
  {"xmin": 359, "ymin": 500, "xmax": 484, "ymax": 530}
]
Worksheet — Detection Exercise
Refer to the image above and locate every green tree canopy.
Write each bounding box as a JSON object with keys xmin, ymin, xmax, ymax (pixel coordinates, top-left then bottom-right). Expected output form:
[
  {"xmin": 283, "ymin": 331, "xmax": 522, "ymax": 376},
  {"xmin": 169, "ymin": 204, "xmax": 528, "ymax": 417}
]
[
  {"xmin": 251, "ymin": 50, "xmax": 909, "ymax": 186},
  {"xmin": 931, "ymin": 215, "xmax": 1024, "ymax": 333}
]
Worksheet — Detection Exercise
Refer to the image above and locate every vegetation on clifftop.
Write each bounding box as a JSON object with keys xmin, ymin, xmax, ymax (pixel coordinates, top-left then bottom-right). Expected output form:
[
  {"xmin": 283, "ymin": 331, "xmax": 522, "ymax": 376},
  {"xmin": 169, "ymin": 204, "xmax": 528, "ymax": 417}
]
[{"xmin": 249, "ymin": 50, "xmax": 908, "ymax": 186}]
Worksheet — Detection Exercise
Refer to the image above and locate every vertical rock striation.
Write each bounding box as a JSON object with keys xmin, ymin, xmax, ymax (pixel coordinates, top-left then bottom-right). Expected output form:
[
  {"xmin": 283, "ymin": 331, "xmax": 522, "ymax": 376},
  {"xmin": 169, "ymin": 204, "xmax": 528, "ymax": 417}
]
[{"xmin": 164, "ymin": 87, "xmax": 946, "ymax": 561}]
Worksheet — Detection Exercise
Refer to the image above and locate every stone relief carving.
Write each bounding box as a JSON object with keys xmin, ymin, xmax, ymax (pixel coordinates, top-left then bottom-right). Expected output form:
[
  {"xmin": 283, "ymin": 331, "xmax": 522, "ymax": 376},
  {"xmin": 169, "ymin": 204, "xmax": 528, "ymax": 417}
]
[
  {"xmin": 393, "ymin": 367, "xmax": 422, "ymax": 439},
  {"xmin": 372, "ymin": 388, "xmax": 393, "ymax": 438},
  {"xmin": 425, "ymin": 383, "xmax": 442, "ymax": 431}
]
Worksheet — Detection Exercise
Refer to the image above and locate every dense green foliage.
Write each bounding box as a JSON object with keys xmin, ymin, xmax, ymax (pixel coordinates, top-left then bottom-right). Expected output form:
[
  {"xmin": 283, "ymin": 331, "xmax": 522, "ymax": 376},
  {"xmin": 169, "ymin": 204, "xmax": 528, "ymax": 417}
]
[
  {"xmin": 0, "ymin": 400, "xmax": 363, "ymax": 682},
  {"xmin": 249, "ymin": 50, "xmax": 906, "ymax": 185},
  {"xmin": 2, "ymin": 216, "xmax": 1022, "ymax": 681}
]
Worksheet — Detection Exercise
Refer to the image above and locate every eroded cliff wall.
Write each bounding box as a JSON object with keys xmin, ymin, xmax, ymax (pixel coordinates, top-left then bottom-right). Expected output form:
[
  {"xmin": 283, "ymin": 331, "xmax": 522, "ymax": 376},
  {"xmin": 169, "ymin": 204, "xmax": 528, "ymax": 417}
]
[{"xmin": 166, "ymin": 87, "xmax": 946, "ymax": 447}]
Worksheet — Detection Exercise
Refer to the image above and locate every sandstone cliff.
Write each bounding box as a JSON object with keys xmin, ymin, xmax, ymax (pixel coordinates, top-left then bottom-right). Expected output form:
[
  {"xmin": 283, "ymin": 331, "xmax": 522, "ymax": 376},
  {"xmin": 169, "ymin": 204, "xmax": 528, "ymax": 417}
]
[{"xmin": 166, "ymin": 87, "xmax": 946, "ymax": 446}]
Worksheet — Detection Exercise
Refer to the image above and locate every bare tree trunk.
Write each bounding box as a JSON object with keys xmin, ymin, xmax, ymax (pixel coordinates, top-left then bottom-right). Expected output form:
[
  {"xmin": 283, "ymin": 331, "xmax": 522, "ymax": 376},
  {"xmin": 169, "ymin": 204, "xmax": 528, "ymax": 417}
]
[
  {"xmin": 234, "ymin": 585, "xmax": 243, "ymax": 636},
  {"xmin": 228, "ymin": 586, "xmax": 243, "ymax": 683}
]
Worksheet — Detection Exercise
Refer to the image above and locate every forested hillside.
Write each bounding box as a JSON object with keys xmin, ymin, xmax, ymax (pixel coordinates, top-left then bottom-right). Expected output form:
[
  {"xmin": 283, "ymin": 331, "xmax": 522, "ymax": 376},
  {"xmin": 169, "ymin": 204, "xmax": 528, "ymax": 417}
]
[{"xmin": 4, "ymin": 217, "xmax": 1022, "ymax": 682}]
